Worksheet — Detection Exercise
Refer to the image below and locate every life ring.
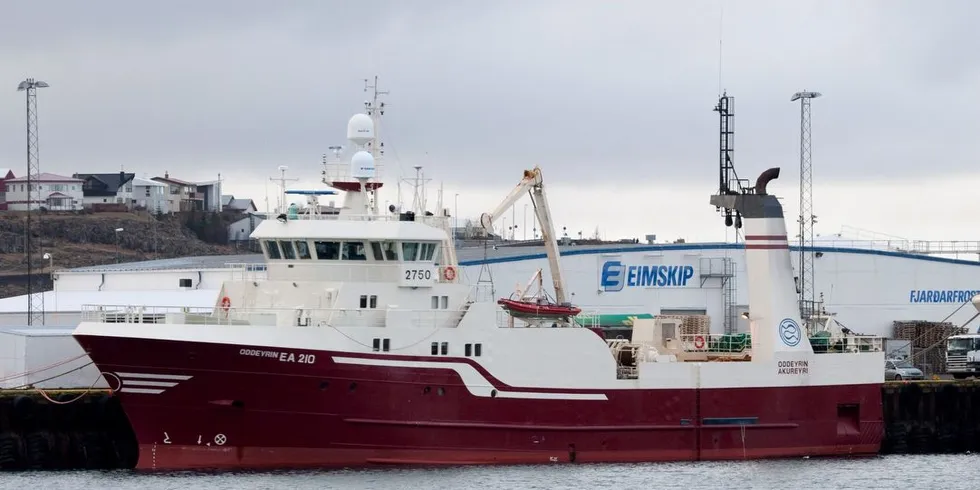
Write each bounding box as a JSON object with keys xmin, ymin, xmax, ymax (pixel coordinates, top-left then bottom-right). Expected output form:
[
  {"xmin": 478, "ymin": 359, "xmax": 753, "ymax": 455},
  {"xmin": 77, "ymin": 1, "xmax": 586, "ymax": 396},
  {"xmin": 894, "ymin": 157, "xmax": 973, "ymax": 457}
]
[
  {"xmin": 220, "ymin": 296, "xmax": 232, "ymax": 312},
  {"xmin": 443, "ymin": 266, "xmax": 457, "ymax": 281},
  {"xmin": 694, "ymin": 335, "xmax": 706, "ymax": 350}
]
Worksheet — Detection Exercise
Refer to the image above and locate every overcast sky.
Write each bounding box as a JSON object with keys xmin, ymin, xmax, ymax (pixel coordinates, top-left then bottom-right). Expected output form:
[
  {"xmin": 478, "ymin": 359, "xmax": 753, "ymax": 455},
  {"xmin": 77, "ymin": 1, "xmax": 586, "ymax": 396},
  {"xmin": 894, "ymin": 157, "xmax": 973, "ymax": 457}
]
[{"xmin": 1, "ymin": 1, "xmax": 977, "ymax": 243}]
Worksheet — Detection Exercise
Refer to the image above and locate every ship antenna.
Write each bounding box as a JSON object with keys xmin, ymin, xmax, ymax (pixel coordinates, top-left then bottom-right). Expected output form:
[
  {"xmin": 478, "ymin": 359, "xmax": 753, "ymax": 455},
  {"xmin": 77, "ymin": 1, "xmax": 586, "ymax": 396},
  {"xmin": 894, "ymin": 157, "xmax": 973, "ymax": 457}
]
[{"xmin": 364, "ymin": 76, "xmax": 388, "ymax": 215}]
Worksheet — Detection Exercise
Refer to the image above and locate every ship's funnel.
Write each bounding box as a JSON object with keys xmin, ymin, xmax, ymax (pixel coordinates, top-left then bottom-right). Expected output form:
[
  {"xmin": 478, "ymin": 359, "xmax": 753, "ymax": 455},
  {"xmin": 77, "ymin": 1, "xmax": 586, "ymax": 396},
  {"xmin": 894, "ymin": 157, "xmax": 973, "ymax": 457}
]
[
  {"xmin": 710, "ymin": 167, "xmax": 813, "ymax": 362},
  {"xmin": 755, "ymin": 167, "xmax": 780, "ymax": 195}
]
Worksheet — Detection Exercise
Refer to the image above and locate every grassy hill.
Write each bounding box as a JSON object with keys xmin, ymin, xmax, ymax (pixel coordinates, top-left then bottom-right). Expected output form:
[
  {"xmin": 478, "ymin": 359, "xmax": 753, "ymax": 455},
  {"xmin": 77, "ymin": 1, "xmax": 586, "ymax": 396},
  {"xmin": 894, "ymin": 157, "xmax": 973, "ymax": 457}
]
[{"xmin": 0, "ymin": 210, "xmax": 240, "ymax": 299}]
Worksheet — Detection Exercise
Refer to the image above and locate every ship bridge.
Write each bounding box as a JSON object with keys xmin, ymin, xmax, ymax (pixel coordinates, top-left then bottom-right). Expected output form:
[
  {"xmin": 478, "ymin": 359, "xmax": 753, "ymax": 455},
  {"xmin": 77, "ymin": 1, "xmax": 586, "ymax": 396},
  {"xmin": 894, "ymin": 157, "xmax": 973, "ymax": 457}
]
[{"xmin": 250, "ymin": 212, "xmax": 457, "ymax": 286}]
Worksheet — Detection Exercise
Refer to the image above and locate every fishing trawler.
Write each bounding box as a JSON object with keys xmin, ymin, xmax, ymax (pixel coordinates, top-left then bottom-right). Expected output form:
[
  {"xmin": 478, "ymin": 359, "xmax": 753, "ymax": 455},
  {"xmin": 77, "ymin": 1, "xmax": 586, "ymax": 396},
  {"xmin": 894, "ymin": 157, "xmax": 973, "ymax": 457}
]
[{"xmin": 72, "ymin": 81, "xmax": 885, "ymax": 470}]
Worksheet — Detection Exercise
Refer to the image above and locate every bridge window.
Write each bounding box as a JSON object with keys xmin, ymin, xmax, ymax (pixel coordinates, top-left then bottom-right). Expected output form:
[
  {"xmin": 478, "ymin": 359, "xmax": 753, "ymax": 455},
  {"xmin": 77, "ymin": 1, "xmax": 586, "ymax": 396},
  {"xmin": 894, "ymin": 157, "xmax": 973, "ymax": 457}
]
[
  {"xmin": 430, "ymin": 342, "xmax": 438, "ymax": 355},
  {"xmin": 474, "ymin": 343, "xmax": 482, "ymax": 357},
  {"xmin": 295, "ymin": 240, "xmax": 312, "ymax": 259},
  {"xmin": 419, "ymin": 242, "xmax": 438, "ymax": 261},
  {"xmin": 369, "ymin": 241, "xmax": 398, "ymax": 261},
  {"xmin": 465, "ymin": 343, "xmax": 472, "ymax": 356},
  {"xmin": 342, "ymin": 241, "xmax": 367, "ymax": 261},
  {"xmin": 264, "ymin": 240, "xmax": 282, "ymax": 259},
  {"xmin": 279, "ymin": 241, "xmax": 296, "ymax": 260},
  {"xmin": 370, "ymin": 242, "xmax": 384, "ymax": 261},
  {"xmin": 314, "ymin": 241, "xmax": 340, "ymax": 260},
  {"xmin": 440, "ymin": 342, "xmax": 448, "ymax": 355},
  {"xmin": 402, "ymin": 242, "xmax": 420, "ymax": 261}
]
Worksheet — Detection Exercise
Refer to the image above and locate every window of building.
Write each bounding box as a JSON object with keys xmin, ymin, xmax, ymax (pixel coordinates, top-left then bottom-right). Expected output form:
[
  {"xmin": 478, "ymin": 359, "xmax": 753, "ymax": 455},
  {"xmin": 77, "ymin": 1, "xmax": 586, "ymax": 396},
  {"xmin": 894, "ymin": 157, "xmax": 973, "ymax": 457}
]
[
  {"xmin": 279, "ymin": 240, "xmax": 297, "ymax": 260},
  {"xmin": 402, "ymin": 242, "xmax": 419, "ymax": 261},
  {"xmin": 264, "ymin": 240, "xmax": 282, "ymax": 259},
  {"xmin": 314, "ymin": 241, "xmax": 340, "ymax": 260},
  {"xmin": 295, "ymin": 240, "xmax": 312, "ymax": 259},
  {"xmin": 342, "ymin": 241, "xmax": 367, "ymax": 261}
]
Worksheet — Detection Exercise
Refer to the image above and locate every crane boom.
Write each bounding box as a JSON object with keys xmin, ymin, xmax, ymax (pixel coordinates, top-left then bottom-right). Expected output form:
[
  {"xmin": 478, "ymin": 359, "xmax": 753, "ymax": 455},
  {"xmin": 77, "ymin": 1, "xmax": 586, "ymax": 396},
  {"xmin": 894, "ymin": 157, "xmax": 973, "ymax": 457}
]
[{"xmin": 480, "ymin": 167, "xmax": 568, "ymax": 305}]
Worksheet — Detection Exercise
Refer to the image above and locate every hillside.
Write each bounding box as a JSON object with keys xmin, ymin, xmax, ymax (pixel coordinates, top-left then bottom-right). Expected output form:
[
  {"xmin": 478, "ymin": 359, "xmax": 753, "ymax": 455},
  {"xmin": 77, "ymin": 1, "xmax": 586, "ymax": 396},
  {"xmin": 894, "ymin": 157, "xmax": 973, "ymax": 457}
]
[{"xmin": 0, "ymin": 210, "xmax": 238, "ymax": 299}]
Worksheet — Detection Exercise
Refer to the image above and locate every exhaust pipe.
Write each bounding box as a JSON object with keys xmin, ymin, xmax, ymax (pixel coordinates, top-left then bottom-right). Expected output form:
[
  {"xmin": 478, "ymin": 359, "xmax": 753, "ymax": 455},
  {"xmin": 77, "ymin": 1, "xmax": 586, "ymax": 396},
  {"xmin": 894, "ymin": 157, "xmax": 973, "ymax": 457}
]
[{"xmin": 755, "ymin": 168, "xmax": 780, "ymax": 195}]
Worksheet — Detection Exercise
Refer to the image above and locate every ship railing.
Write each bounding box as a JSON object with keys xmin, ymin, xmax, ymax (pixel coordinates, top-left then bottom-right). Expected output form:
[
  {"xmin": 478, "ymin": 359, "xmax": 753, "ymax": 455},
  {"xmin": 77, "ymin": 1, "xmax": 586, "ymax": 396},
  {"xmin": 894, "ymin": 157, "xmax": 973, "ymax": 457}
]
[
  {"xmin": 676, "ymin": 333, "xmax": 885, "ymax": 354},
  {"xmin": 492, "ymin": 308, "xmax": 604, "ymax": 329},
  {"xmin": 812, "ymin": 334, "xmax": 884, "ymax": 354},
  {"xmin": 812, "ymin": 239, "xmax": 980, "ymax": 258},
  {"xmin": 79, "ymin": 304, "xmax": 467, "ymax": 329},
  {"xmin": 679, "ymin": 333, "xmax": 751, "ymax": 354},
  {"xmin": 263, "ymin": 212, "xmax": 451, "ymax": 227},
  {"xmin": 224, "ymin": 262, "xmax": 269, "ymax": 281}
]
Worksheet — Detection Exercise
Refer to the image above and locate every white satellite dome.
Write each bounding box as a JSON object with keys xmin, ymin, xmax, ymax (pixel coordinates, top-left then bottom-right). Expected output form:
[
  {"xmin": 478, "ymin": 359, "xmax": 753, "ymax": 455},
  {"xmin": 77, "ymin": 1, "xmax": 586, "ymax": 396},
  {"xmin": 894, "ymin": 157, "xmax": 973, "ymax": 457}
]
[
  {"xmin": 350, "ymin": 150, "xmax": 376, "ymax": 179},
  {"xmin": 347, "ymin": 113, "xmax": 374, "ymax": 147}
]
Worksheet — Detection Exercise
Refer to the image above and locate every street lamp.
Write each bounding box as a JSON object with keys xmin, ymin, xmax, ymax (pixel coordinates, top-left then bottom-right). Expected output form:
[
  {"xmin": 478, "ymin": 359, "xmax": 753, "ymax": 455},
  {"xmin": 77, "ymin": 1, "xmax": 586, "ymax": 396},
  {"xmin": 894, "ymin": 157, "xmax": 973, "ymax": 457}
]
[
  {"xmin": 114, "ymin": 228, "xmax": 124, "ymax": 263},
  {"xmin": 454, "ymin": 193, "xmax": 459, "ymax": 240},
  {"xmin": 42, "ymin": 252, "xmax": 53, "ymax": 287}
]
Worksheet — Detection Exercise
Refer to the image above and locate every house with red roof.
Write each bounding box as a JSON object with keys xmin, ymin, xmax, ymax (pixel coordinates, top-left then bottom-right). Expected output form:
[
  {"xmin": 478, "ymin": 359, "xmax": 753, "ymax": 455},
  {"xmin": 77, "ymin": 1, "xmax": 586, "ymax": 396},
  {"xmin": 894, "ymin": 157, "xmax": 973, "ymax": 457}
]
[{"xmin": 4, "ymin": 172, "xmax": 84, "ymax": 211}]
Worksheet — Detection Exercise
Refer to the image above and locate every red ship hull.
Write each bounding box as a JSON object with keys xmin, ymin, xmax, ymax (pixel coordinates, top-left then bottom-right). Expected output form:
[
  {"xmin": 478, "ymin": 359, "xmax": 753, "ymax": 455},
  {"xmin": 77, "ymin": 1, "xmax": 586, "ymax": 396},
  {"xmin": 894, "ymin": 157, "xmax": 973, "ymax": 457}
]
[
  {"xmin": 497, "ymin": 298, "xmax": 583, "ymax": 318},
  {"xmin": 74, "ymin": 334, "xmax": 883, "ymax": 471}
]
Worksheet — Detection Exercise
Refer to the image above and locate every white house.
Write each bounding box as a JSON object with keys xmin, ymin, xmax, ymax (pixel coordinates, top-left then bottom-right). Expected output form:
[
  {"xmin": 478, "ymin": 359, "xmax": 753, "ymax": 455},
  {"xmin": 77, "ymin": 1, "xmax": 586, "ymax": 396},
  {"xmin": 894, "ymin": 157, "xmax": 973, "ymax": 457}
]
[
  {"xmin": 132, "ymin": 177, "xmax": 168, "ymax": 214},
  {"xmin": 227, "ymin": 213, "xmax": 265, "ymax": 243},
  {"xmin": 4, "ymin": 173, "xmax": 84, "ymax": 211}
]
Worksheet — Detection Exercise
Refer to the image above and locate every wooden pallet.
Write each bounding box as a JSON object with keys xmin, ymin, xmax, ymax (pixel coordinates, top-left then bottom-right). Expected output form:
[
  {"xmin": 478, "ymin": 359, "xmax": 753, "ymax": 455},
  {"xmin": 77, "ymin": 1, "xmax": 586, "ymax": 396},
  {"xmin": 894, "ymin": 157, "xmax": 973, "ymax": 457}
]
[
  {"xmin": 893, "ymin": 320, "xmax": 968, "ymax": 374},
  {"xmin": 657, "ymin": 314, "xmax": 711, "ymax": 336}
]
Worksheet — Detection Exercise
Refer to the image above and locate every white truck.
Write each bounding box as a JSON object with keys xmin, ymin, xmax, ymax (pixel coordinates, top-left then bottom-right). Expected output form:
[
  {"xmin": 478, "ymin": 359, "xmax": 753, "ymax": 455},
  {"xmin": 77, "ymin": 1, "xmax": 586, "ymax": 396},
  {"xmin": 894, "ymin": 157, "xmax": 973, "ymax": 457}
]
[{"xmin": 946, "ymin": 334, "xmax": 980, "ymax": 379}]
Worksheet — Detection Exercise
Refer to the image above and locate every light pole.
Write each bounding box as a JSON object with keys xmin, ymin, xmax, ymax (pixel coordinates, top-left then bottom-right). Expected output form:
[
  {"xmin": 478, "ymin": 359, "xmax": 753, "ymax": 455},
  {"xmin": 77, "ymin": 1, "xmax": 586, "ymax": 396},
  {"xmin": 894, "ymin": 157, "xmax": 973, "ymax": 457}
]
[
  {"xmin": 114, "ymin": 228, "xmax": 124, "ymax": 263},
  {"xmin": 454, "ymin": 193, "xmax": 459, "ymax": 239},
  {"xmin": 42, "ymin": 252, "xmax": 52, "ymax": 288},
  {"xmin": 18, "ymin": 78, "xmax": 49, "ymax": 327}
]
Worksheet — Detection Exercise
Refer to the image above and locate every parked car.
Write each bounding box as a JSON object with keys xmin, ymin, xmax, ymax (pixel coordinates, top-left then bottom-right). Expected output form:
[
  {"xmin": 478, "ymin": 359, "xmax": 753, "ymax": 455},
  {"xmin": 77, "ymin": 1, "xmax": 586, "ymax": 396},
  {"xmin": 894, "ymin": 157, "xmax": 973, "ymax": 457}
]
[{"xmin": 885, "ymin": 359, "xmax": 924, "ymax": 381}]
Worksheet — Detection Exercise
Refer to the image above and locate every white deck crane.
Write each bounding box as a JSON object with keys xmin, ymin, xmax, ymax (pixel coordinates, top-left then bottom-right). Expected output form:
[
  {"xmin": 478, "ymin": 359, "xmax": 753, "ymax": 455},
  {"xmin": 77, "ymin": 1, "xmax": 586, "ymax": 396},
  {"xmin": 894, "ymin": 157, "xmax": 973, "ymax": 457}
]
[{"xmin": 480, "ymin": 167, "xmax": 569, "ymax": 306}]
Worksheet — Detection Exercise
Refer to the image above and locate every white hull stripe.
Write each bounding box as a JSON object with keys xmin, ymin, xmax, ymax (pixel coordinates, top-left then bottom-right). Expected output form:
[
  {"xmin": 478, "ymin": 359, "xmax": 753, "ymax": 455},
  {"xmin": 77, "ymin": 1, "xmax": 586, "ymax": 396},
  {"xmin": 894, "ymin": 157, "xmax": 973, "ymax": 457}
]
[
  {"xmin": 119, "ymin": 387, "xmax": 165, "ymax": 395},
  {"xmin": 115, "ymin": 372, "xmax": 193, "ymax": 381},
  {"xmin": 122, "ymin": 380, "xmax": 179, "ymax": 388},
  {"xmin": 332, "ymin": 356, "xmax": 608, "ymax": 401}
]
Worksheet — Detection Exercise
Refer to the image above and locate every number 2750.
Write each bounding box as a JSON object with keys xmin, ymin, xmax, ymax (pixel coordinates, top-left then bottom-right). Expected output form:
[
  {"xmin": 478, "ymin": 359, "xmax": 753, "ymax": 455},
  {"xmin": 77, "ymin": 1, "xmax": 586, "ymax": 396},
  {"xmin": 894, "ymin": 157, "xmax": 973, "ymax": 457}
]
[{"xmin": 405, "ymin": 269, "xmax": 432, "ymax": 280}]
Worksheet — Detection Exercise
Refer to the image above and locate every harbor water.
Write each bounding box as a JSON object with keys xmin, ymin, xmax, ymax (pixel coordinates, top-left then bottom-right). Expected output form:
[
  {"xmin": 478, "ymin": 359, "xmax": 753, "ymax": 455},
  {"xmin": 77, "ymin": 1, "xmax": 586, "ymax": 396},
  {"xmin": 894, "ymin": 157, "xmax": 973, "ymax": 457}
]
[{"xmin": 4, "ymin": 455, "xmax": 972, "ymax": 489}]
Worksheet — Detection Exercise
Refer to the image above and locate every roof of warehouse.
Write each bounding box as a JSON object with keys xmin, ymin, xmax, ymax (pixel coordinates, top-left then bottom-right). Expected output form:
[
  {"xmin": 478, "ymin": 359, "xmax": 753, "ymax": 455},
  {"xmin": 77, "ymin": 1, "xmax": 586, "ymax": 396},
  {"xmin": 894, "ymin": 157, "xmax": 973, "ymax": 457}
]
[
  {"xmin": 63, "ymin": 254, "xmax": 263, "ymax": 273},
  {"xmin": 0, "ymin": 289, "xmax": 221, "ymax": 313},
  {"xmin": 0, "ymin": 327, "xmax": 77, "ymax": 337}
]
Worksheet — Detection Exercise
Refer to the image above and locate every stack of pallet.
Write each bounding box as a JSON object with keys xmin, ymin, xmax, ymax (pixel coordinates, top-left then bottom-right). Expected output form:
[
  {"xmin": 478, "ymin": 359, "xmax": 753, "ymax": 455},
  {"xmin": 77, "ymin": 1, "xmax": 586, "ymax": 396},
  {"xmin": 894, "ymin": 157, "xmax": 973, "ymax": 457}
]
[
  {"xmin": 658, "ymin": 314, "xmax": 711, "ymax": 336},
  {"xmin": 893, "ymin": 320, "xmax": 967, "ymax": 374}
]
